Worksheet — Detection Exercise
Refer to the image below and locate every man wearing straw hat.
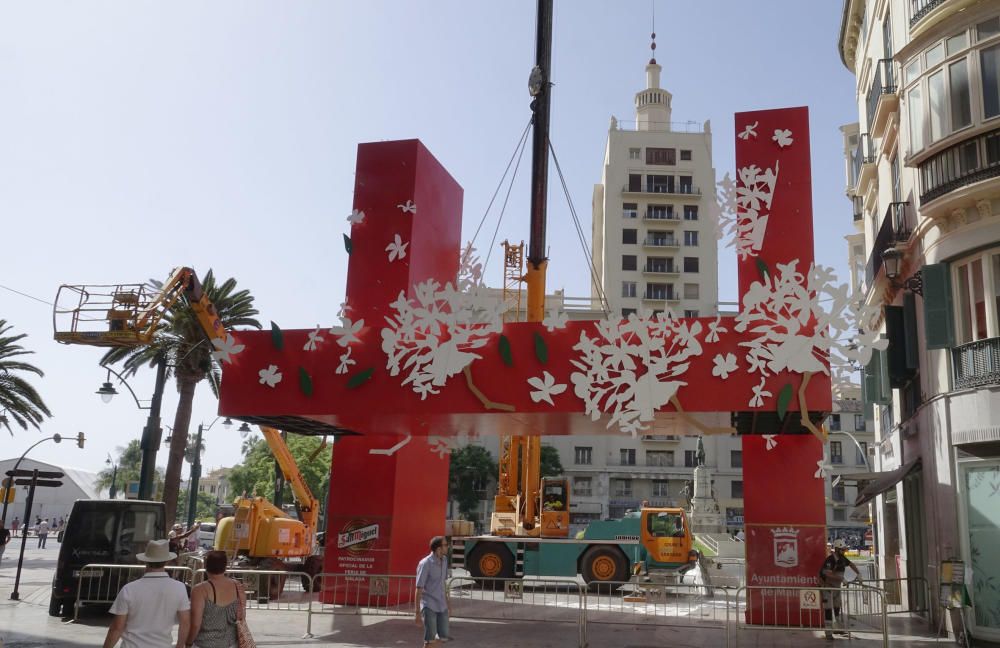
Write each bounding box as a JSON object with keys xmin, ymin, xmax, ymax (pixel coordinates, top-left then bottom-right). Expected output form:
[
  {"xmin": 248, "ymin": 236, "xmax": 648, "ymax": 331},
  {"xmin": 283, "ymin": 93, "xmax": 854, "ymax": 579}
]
[{"xmin": 102, "ymin": 539, "xmax": 191, "ymax": 648}]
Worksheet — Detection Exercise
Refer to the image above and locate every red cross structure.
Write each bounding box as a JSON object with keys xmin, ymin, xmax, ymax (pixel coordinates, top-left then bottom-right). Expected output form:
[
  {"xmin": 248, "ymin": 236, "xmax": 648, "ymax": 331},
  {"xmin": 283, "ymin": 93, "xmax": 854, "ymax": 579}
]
[{"xmin": 219, "ymin": 107, "xmax": 831, "ymax": 625}]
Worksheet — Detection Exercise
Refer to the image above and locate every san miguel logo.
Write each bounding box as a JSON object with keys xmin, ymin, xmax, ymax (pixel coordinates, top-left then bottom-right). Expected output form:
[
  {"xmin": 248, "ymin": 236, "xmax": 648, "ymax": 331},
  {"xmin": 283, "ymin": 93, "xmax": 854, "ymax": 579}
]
[
  {"xmin": 337, "ymin": 519, "xmax": 379, "ymax": 554},
  {"xmin": 772, "ymin": 527, "xmax": 800, "ymax": 568}
]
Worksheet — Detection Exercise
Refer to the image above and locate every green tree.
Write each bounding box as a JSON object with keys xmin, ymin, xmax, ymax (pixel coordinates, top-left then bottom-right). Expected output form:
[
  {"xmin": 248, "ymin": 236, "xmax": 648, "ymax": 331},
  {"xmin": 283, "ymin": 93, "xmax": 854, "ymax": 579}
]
[
  {"xmin": 97, "ymin": 440, "xmax": 165, "ymax": 497},
  {"xmin": 228, "ymin": 434, "xmax": 331, "ymax": 506},
  {"xmin": 176, "ymin": 488, "xmax": 219, "ymax": 523},
  {"xmin": 0, "ymin": 319, "xmax": 52, "ymax": 435},
  {"xmin": 449, "ymin": 445, "xmax": 496, "ymax": 520},
  {"xmin": 540, "ymin": 445, "xmax": 564, "ymax": 478},
  {"xmin": 100, "ymin": 270, "xmax": 261, "ymax": 527}
]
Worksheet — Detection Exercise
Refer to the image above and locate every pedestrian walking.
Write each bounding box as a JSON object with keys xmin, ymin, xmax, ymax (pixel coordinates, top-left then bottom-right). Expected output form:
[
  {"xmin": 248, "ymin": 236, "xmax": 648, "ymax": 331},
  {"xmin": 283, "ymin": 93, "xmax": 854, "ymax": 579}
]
[
  {"xmin": 37, "ymin": 518, "xmax": 49, "ymax": 548},
  {"xmin": 102, "ymin": 539, "xmax": 191, "ymax": 648},
  {"xmin": 0, "ymin": 520, "xmax": 10, "ymax": 565},
  {"xmin": 819, "ymin": 538, "xmax": 862, "ymax": 639},
  {"xmin": 415, "ymin": 536, "xmax": 451, "ymax": 647},
  {"xmin": 187, "ymin": 550, "xmax": 248, "ymax": 648}
]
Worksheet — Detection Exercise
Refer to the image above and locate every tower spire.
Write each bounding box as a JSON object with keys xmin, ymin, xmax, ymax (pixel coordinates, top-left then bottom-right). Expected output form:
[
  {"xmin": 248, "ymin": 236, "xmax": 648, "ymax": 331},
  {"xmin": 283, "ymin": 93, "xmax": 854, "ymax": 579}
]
[{"xmin": 650, "ymin": 1, "xmax": 656, "ymax": 64}]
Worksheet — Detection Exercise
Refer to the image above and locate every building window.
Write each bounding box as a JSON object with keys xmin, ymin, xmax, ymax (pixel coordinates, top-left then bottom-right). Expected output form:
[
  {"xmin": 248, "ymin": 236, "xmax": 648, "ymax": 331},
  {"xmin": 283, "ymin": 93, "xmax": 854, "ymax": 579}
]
[
  {"xmin": 652, "ymin": 480, "xmax": 670, "ymax": 497},
  {"xmin": 628, "ymin": 174, "xmax": 642, "ymax": 192},
  {"xmin": 731, "ymin": 481, "xmax": 744, "ymax": 498},
  {"xmin": 982, "ymin": 44, "xmax": 1000, "ymax": 119},
  {"xmin": 622, "ymin": 255, "xmax": 637, "ymax": 271},
  {"xmin": 622, "ymin": 228, "xmax": 637, "ymax": 245},
  {"xmin": 831, "ymin": 441, "xmax": 843, "ymax": 465},
  {"xmin": 573, "ymin": 477, "xmax": 592, "ymax": 496},
  {"xmin": 629, "ymin": 147, "xmax": 641, "ymax": 160},
  {"xmin": 647, "ymin": 204, "xmax": 673, "ymax": 220},
  {"xmin": 612, "ymin": 479, "xmax": 633, "ymax": 497},
  {"xmin": 680, "ymin": 149, "xmax": 692, "ymax": 161},
  {"xmin": 620, "ymin": 448, "xmax": 636, "ymax": 465},
  {"xmin": 833, "ymin": 508, "xmax": 846, "ymax": 522},
  {"xmin": 645, "ymin": 283, "xmax": 674, "ymax": 300},
  {"xmin": 684, "ymin": 450, "xmax": 697, "ymax": 467},
  {"xmin": 646, "ymin": 147, "xmax": 676, "ymax": 165},
  {"xmin": 832, "ymin": 485, "xmax": 846, "ymax": 502},
  {"xmin": 647, "ymin": 174, "xmax": 674, "ymax": 193},
  {"xmin": 731, "ymin": 450, "xmax": 742, "ymax": 468},
  {"xmin": 622, "ymin": 308, "xmax": 637, "ymax": 317},
  {"xmin": 684, "ymin": 231, "xmax": 699, "ymax": 246},
  {"xmin": 683, "ymin": 283, "xmax": 699, "ymax": 300},
  {"xmin": 623, "ymin": 202, "xmax": 638, "ymax": 219},
  {"xmin": 829, "ymin": 414, "xmax": 841, "ymax": 431},
  {"xmin": 679, "ymin": 175, "xmax": 693, "ymax": 193},
  {"xmin": 646, "ymin": 256, "xmax": 674, "ymax": 273},
  {"xmin": 622, "ymin": 281, "xmax": 637, "ymax": 298},
  {"xmin": 684, "ymin": 309, "xmax": 699, "ymax": 318},
  {"xmin": 574, "ymin": 446, "xmax": 592, "ymax": 465},
  {"xmin": 683, "ymin": 205, "xmax": 698, "ymax": 221},
  {"xmin": 954, "ymin": 250, "xmax": 1000, "ymax": 343},
  {"xmin": 857, "ymin": 442, "xmax": 869, "ymax": 466},
  {"xmin": 907, "ymin": 86, "xmax": 924, "ymax": 154},
  {"xmin": 647, "ymin": 450, "xmax": 674, "ymax": 467},
  {"xmin": 855, "ymin": 414, "xmax": 865, "ymax": 430},
  {"xmin": 683, "ymin": 256, "xmax": 699, "ymax": 272}
]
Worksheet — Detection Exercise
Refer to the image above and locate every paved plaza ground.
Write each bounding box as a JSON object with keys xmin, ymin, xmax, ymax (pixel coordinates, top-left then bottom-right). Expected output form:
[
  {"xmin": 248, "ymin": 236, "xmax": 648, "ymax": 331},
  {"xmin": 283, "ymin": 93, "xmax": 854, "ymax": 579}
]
[{"xmin": 0, "ymin": 541, "xmax": 951, "ymax": 647}]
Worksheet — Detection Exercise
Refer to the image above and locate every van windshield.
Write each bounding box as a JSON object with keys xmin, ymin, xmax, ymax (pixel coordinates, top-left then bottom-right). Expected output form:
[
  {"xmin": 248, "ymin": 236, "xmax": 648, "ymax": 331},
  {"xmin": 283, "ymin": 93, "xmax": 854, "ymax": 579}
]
[
  {"xmin": 67, "ymin": 510, "xmax": 117, "ymax": 559},
  {"xmin": 120, "ymin": 510, "xmax": 160, "ymax": 559}
]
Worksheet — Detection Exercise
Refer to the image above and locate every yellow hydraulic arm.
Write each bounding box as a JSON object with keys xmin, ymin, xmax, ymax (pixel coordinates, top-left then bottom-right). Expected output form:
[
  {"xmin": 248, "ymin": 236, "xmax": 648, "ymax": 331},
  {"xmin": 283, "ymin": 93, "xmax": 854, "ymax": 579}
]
[{"xmin": 258, "ymin": 426, "xmax": 320, "ymax": 531}]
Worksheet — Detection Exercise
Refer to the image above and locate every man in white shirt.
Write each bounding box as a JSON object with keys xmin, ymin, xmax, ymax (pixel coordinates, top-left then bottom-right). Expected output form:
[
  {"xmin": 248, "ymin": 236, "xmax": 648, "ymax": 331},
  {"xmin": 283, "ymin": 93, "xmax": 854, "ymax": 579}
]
[{"xmin": 103, "ymin": 539, "xmax": 191, "ymax": 648}]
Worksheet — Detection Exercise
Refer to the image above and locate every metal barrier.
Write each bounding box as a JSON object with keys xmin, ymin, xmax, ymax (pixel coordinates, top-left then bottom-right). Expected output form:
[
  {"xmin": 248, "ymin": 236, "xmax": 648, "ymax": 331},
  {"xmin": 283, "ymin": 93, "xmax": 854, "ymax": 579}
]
[
  {"xmin": 733, "ymin": 584, "xmax": 889, "ymax": 647},
  {"xmin": 73, "ymin": 564, "xmax": 193, "ymax": 621},
  {"xmin": 307, "ymin": 573, "xmax": 420, "ymax": 639},
  {"xmin": 861, "ymin": 577, "xmax": 930, "ymax": 615},
  {"xmin": 194, "ymin": 568, "xmax": 315, "ymax": 612},
  {"xmin": 583, "ymin": 579, "xmax": 730, "ymax": 646}
]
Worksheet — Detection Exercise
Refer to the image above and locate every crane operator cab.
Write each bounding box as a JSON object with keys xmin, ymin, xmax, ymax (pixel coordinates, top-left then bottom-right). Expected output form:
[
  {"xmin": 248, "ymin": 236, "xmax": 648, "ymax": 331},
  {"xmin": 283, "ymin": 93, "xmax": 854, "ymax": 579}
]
[
  {"xmin": 637, "ymin": 508, "xmax": 696, "ymax": 579},
  {"xmin": 539, "ymin": 478, "xmax": 570, "ymax": 538}
]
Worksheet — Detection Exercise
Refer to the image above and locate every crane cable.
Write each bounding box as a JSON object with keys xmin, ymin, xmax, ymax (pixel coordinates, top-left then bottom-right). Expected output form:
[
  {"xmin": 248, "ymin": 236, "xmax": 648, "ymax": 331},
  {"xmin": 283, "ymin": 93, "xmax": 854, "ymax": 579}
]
[
  {"xmin": 548, "ymin": 138, "xmax": 611, "ymax": 314},
  {"xmin": 468, "ymin": 117, "xmax": 533, "ymax": 254}
]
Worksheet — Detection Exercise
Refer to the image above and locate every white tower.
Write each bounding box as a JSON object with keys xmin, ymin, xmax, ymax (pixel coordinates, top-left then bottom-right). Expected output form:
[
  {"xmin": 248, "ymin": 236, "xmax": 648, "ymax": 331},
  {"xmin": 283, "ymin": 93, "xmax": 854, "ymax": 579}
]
[{"xmin": 635, "ymin": 34, "xmax": 672, "ymax": 131}]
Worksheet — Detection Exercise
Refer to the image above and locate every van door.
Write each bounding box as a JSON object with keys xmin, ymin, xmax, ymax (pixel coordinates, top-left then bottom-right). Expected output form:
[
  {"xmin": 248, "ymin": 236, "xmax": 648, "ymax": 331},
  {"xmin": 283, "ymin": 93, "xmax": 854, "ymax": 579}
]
[{"xmin": 116, "ymin": 508, "xmax": 162, "ymax": 562}]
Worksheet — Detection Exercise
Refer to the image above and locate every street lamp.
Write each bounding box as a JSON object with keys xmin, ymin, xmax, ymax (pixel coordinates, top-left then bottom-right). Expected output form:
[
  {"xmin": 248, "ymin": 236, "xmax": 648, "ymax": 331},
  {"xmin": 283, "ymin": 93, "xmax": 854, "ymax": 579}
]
[
  {"xmin": 881, "ymin": 248, "xmax": 923, "ymax": 296},
  {"xmin": 105, "ymin": 454, "xmax": 119, "ymax": 500},
  {"xmin": 96, "ymin": 356, "xmax": 168, "ymax": 501},
  {"xmin": 185, "ymin": 416, "xmax": 233, "ymax": 528}
]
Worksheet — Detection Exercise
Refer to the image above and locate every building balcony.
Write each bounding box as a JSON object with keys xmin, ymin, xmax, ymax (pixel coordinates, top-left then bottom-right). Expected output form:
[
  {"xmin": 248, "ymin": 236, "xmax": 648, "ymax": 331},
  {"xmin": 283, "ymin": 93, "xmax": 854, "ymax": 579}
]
[
  {"xmin": 641, "ymin": 434, "xmax": 681, "ymax": 442},
  {"xmin": 642, "ymin": 265, "xmax": 679, "ymax": 276},
  {"xmin": 642, "ymin": 293, "xmax": 679, "ymax": 303},
  {"xmin": 642, "ymin": 238, "xmax": 680, "ymax": 249},
  {"xmin": 623, "ymin": 184, "xmax": 702, "ymax": 198},
  {"xmin": 851, "ymin": 133, "xmax": 876, "ymax": 192},
  {"xmin": 866, "ymin": 59, "xmax": 898, "ymax": 138},
  {"xmin": 852, "ymin": 195, "xmax": 864, "ymax": 223},
  {"xmin": 643, "ymin": 212, "xmax": 680, "ymax": 223},
  {"xmin": 952, "ymin": 337, "xmax": 1000, "ymax": 390},
  {"xmin": 909, "ymin": 0, "xmax": 946, "ymax": 28},
  {"xmin": 865, "ymin": 202, "xmax": 913, "ymax": 285},
  {"xmin": 918, "ymin": 127, "xmax": 1000, "ymax": 205}
]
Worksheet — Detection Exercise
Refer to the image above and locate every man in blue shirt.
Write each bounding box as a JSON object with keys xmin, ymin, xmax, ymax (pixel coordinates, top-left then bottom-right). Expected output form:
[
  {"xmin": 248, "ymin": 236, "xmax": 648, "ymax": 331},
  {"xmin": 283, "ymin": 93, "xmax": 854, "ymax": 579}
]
[{"xmin": 415, "ymin": 536, "xmax": 450, "ymax": 646}]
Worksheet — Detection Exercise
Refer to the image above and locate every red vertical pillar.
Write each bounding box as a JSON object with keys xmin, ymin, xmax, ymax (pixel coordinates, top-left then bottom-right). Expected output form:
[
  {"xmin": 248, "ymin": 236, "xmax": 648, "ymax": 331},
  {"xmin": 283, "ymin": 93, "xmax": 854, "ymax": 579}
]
[{"xmin": 322, "ymin": 140, "xmax": 462, "ymax": 604}]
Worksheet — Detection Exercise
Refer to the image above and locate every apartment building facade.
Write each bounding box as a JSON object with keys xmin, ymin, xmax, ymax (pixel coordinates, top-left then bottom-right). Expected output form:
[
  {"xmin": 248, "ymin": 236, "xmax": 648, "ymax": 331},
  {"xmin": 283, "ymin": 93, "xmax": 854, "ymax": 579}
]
[{"xmin": 839, "ymin": 0, "xmax": 1000, "ymax": 640}]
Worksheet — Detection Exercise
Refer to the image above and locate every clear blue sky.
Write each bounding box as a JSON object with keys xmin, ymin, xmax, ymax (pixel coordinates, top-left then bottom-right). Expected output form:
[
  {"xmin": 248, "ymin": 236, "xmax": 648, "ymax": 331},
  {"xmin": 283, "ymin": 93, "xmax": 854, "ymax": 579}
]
[{"xmin": 0, "ymin": 1, "xmax": 857, "ymax": 477}]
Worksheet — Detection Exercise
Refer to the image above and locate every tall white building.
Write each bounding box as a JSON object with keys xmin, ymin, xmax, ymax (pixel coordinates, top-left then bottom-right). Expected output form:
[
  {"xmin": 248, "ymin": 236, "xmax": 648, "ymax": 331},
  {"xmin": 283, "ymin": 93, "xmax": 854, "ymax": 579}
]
[
  {"xmin": 591, "ymin": 48, "xmax": 718, "ymax": 319},
  {"xmin": 839, "ymin": 0, "xmax": 1000, "ymax": 641}
]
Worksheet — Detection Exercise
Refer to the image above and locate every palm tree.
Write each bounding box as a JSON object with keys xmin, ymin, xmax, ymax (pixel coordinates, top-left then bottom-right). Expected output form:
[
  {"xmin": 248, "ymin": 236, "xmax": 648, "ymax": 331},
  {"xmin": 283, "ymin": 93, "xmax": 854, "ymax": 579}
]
[
  {"xmin": 0, "ymin": 319, "xmax": 52, "ymax": 435},
  {"xmin": 100, "ymin": 270, "xmax": 261, "ymax": 526}
]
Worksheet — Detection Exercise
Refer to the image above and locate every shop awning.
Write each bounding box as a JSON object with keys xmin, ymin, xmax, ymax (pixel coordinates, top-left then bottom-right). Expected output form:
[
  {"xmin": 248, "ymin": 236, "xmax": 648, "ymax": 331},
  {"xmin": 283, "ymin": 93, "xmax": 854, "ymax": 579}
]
[{"xmin": 853, "ymin": 458, "xmax": 921, "ymax": 506}]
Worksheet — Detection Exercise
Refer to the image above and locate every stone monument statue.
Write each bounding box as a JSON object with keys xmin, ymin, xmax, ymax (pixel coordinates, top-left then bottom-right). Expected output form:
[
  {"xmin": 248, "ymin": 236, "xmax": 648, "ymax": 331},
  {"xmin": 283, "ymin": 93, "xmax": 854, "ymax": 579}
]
[
  {"xmin": 696, "ymin": 436, "xmax": 706, "ymax": 466},
  {"xmin": 688, "ymin": 436, "xmax": 725, "ymax": 534}
]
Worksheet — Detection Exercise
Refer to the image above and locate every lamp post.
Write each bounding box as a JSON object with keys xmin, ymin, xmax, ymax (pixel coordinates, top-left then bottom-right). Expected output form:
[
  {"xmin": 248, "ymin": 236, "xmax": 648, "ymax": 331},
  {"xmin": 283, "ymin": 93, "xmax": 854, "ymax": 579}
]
[
  {"xmin": 186, "ymin": 417, "xmax": 232, "ymax": 527},
  {"xmin": 97, "ymin": 353, "xmax": 168, "ymax": 500},
  {"xmin": 106, "ymin": 454, "xmax": 119, "ymax": 499}
]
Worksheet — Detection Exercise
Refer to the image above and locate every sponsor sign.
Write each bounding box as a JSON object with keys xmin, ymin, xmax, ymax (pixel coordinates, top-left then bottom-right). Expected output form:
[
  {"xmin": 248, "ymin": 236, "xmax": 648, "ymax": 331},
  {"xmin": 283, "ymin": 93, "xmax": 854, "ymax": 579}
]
[
  {"xmin": 800, "ymin": 589, "xmax": 822, "ymax": 610},
  {"xmin": 337, "ymin": 522, "xmax": 379, "ymax": 552}
]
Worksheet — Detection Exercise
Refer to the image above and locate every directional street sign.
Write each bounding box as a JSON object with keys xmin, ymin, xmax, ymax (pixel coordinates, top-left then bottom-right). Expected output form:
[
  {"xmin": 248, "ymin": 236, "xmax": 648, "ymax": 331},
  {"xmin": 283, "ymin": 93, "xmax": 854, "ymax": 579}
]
[
  {"xmin": 13, "ymin": 479, "xmax": 62, "ymax": 488},
  {"xmin": 5, "ymin": 470, "xmax": 64, "ymax": 479}
]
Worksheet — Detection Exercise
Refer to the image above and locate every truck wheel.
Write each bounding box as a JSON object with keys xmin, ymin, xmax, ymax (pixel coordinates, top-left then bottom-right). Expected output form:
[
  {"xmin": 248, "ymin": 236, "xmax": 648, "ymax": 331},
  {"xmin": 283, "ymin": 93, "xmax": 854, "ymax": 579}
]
[
  {"xmin": 467, "ymin": 542, "xmax": 514, "ymax": 587},
  {"xmin": 581, "ymin": 546, "xmax": 627, "ymax": 589},
  {"xmin": 48, "ymin": 595, "xmax": 65, "ymax": 617},
  {"xmin": 301, "ymin": 555, "xmax": 323, "ymax": 592}
]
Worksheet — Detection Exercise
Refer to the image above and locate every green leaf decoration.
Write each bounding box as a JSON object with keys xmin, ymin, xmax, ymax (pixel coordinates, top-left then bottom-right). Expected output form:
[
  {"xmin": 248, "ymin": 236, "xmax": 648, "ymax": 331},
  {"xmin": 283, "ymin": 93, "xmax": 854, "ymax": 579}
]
[
  {"xmin": 776, "ymin": 383, "xmax": 794, "ymax": 420},
  {"xmin": 343, "ymin": 233, "xmax": 353, "ymax": 255},
  {"xmin": 347, "ymin": 367, "xmax": 375, "ymax": 389},
  {"xmin": 299, "ymin": 366, "xmax": 314, "ymax": 397},
  {"xmin": 270, "ymin": 321, "xmax": 284, "ymax": 350},
  {"xmin": 498, "ymin": 335, "xmax": 514, "ymax": 367},
  {"xmin": 533, "ymin": 332, "xmax": 549, "ymax": 365},
  {"xmin": 755, "ymin": 258, "xmax": 770, "ymax": 280}
]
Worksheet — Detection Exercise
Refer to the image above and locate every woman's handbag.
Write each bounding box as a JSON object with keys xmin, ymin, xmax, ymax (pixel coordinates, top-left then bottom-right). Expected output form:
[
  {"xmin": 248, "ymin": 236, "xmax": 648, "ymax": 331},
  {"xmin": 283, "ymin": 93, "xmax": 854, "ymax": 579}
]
[{"xmin": 236, "ymin": 618, "xmax": 256, "ymax": 648}]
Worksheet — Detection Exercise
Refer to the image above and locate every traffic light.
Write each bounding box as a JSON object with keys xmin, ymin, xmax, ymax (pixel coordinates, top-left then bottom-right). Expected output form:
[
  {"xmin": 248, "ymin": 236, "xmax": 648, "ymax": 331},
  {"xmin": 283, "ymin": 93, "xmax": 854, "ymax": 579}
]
[{"xmin": 76, "ymin": 432, "xmax": 86, "ymax": 448}]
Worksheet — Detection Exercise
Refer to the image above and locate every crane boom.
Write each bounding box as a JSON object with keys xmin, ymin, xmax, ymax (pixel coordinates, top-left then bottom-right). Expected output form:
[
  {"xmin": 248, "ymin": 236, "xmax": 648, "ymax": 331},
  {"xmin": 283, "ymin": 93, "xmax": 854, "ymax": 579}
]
[{"xmin": 259, "ymin": 426, "xmax": 320, "ymax": 530}]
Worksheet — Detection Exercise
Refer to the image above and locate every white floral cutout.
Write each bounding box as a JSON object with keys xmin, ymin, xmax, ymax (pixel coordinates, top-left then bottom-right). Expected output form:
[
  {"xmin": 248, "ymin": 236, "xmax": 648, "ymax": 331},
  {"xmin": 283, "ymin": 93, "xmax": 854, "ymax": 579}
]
[
  {"xmin": 329, "ymin": 317, "xmax": 364, "ymax": 347},
  {"xmin": 347, "ymin": 209, "xmax": 365, "ymax": 225},
  {"xmin": 527, "ymin": 371, "xmax": 567, "ymax": 406},
  {"xmin": 705, "ymin": 315, "xmax": 727, "ymax": 343},
  {"xmin": 425, "ymin": 430, "xmax": 478, "ymax": 459},
  {"xmin": 738, "ymin": 121, "xmax": 758, "ymax": 140},
  {"xmin": 397, "ymin": 200, "xmax": 417, "ymax": 214},
  {"xmin": 542, "ymin": 309, "xmax": 569, "ymax": 332},
  {"xmin": 210, "ymin": 336, "xmax": 245, "ymax": 364},
  {"xmin": 335, "ymin": 348, "xmax": 355, "ymax": 375},
  {"xmin": 368, "ymin": 434, "xmax": 411, "ymax": 456},
  {"xmin": 712, "ymin": 353, "xmax": 738, "ymax": 379},
  {"xmin": 763, "ymin": 434, "xmax": 778, "ymax": 451},
  {"xmin": 385, "ymin": 234, "xmax": 409, "ymax": 262},
  {"xmin": 304, "ymin": 326, "xmax": 325, "ymax": 351},
  {"xmin": 772, "ymin": 129, "xmax": 793, "ymax": 148},
  {"xmin": 750, "ymin": 376, "xmax": 772, "ymax": 408},
  {"xmin": 570, "ymin": 311, "xmax": 704, "ymax": 435},
  {"xmin": 258, "ymin": 364, "xmax": 282, "ymax": 388},
  {"xmin": 337, "ymin": 302, "xmax": 350, "ymax": 318},
  {"xmin": 815, "ymin": 460, "xmax": 831, "ymax": 479}
]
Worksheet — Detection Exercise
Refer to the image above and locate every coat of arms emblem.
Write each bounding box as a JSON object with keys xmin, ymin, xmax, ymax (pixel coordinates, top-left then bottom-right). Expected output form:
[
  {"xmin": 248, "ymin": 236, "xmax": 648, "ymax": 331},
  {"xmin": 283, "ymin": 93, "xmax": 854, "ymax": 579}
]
[{"xmin": 772, "ymin": 527, "xmax": 799, "ymax": 568}]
